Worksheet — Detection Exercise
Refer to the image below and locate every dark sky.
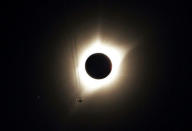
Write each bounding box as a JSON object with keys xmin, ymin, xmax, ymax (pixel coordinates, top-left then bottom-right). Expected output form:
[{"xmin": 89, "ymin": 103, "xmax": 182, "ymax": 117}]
[{"xmin": 3, "ymin": 1, "xmax": 191, "ymax": 131}]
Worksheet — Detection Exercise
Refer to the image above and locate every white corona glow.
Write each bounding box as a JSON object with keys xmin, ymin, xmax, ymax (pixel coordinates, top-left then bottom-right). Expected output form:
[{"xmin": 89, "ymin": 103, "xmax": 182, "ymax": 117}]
[{"xmin": 77, "ymin": 39, "xmax": 126, "ymax": 93}]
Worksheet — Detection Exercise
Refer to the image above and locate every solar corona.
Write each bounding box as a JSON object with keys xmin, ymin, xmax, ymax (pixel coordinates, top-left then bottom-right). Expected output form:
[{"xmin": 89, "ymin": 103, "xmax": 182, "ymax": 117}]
[{"xmin": 76, "ymin": 39, "xmax": 126, "ymax": 93}]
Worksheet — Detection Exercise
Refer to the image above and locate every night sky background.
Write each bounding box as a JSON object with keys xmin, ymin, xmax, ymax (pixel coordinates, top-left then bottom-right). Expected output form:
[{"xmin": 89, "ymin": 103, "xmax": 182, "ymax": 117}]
[{"xmin": 3, "ymin": 1, "xmax": 191, "ymax": 131}]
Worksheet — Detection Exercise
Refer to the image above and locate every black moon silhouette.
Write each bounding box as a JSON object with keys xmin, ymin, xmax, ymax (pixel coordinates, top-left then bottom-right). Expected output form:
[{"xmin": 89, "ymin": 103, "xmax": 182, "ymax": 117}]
[{"xmin": 85, "ymin": 53, "xmax": 112, "ymax": 79}]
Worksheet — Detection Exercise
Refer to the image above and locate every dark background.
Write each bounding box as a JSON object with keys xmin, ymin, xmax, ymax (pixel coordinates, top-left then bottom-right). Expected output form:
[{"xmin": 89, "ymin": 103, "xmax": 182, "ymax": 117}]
[{"xmin": 2, "ymin": 1, "xmax": 191, "ymax": 130}]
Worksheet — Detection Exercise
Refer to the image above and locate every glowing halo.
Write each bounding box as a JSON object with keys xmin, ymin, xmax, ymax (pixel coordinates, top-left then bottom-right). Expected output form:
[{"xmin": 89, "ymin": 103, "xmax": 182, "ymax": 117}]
[{"xmin": 76, "ymin": 39, "xmax": 126, "ymax": 93}]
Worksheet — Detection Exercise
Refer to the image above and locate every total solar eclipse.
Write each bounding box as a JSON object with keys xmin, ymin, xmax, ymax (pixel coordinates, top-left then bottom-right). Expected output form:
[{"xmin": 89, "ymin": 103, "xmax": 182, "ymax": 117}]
[{"xmin": 85, "ymin": 53, "xmax": 112, "ymax": 79}]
